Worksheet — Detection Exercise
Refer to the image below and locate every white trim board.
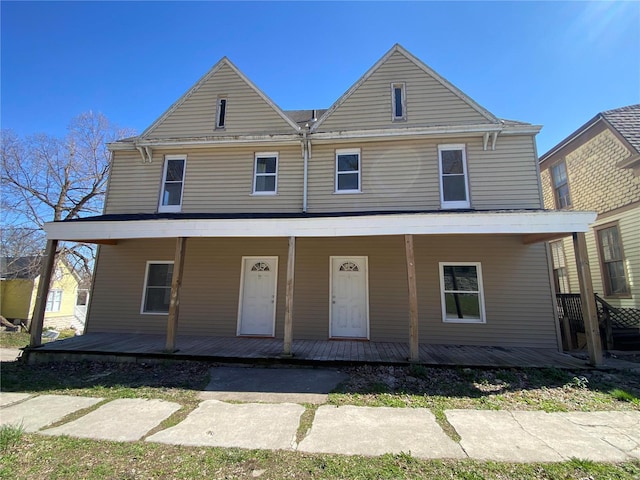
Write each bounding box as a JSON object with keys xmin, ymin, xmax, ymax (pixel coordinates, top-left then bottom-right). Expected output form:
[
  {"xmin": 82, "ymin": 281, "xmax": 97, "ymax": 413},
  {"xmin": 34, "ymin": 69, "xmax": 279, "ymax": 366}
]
[{"xmin": 44, "ymin": 211, "xmax": 597, "ymax": 241}]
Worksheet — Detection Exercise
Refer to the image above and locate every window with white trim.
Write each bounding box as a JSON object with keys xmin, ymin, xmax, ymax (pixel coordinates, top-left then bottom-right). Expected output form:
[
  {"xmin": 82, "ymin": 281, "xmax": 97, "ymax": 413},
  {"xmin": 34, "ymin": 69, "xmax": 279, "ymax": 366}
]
[
  {"xmin": 216, "ymin": 96, "xmax": 227, "ymax": 129},
  {"xmin": 550, "ymin": 240, "xmax": 570, "ymax": 293},
  {"xmin": 159, "ymin": 155, "xmax": 186, "ymax": 213},
  {"xmin": 438, "ymin": 144, "xmax": 470, "ymax": 209},
  {"xmin": 141, "ymin": 262, "xmax": 174, "ymax": 314},
  {"xmin": 45, "ymin": 290, "xmax": 63, "ymax": 312},
  {"xmin": 253, "ymin": 153, "xmax": 278, "ymax": 194},
  {"xmin": 439, "ymin": 262, "xmax": 486, "ymax": 323},
  {"xmin": 391, "ymin": 83, "xmax": 406, "ymax": 121},
  {"xmin": 335, "ymin": 149, "xmax": 361, "ymax": 193}
]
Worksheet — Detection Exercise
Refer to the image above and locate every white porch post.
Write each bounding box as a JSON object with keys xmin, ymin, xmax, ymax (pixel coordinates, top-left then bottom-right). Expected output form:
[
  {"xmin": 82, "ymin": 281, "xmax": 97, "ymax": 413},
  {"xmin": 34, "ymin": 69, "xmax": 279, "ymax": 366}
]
[
  {"xmin": 283, "ymin": 236, "xmax": 296, "ymax": 356},
  {"xmin": 165, "ymin": 237, "xmax": 187, "ymax": 353},
  {"xmin": 405, "ymin": 234, "xmax": 420, "ymax": 362},
  {"xmin": 572, "ymin": 232, "xmax": 603, "ymax": 366},
  {"xmin": 30, "ymin": 239, "xmax": 58, "ymax": 347}
]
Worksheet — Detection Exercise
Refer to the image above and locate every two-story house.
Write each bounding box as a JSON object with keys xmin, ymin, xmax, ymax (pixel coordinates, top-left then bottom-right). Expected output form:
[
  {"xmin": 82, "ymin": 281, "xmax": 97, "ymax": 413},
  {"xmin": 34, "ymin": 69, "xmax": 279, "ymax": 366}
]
[
  {"xmin": 539, "ymin": 105, "xmax": 639, "ymax": 349},
  {"xmin": 29, "ymin": 45, "xmax": 597, "ymax": 364}
]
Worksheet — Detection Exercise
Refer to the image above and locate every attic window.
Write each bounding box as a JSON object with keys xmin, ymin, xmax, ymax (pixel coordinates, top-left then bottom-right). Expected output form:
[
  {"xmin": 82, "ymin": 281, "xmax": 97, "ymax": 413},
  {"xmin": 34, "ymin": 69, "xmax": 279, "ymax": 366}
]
[
  {"xmin": 391, "ymin": 83, "xmax": 406, "ymax": 121},
  {"xmin": 216, "ymin": 97, "xmax": 227, "ymax": 129}
]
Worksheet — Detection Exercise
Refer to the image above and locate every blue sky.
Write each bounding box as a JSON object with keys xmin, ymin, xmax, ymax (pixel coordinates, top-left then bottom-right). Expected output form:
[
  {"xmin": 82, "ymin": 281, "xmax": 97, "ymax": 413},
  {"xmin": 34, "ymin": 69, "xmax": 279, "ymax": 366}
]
[{"xmin": 2, "ymin": 1, "xmax": 639, "ymax": 154}]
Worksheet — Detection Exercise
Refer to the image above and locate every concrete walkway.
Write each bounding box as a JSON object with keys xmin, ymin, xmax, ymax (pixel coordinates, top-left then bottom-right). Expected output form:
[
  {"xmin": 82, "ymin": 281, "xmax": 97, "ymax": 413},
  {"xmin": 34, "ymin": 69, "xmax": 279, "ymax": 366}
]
[{"xmin": 1, "ymin": 391, "xmax": 638, "ymax": 462}]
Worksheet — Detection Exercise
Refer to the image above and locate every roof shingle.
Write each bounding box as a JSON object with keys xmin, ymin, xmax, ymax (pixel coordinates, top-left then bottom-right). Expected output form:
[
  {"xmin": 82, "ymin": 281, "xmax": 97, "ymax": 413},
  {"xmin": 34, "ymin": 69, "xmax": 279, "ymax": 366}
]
[{"xmin": 601, "ymin": 104, "xmax": 640, "ymax": 154}]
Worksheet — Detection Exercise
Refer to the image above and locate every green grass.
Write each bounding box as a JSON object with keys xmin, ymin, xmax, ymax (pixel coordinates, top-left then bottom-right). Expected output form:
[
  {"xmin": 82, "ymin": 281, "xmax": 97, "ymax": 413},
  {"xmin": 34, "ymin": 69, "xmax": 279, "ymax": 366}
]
[
  {"xmin": 329, "ymin": 365, "xmax": 640, "ymax": 415},
  {"xmin": 0, "ymin": 331, "xmax": 30, "ymax": 348},
  {"xmin": 0, "ymin": 425, "xmax": 23, "ymax": 453},
  {"xmin": 0, "ymin": 329, "xmax": 76, "ymax": 348},
  {"xmin": 0, "ymin": 434, "xmax": 639, "ymax": 479},
  {"xmin": 610, "ymin": 388, "xmax": 640, "ymax": 404}
]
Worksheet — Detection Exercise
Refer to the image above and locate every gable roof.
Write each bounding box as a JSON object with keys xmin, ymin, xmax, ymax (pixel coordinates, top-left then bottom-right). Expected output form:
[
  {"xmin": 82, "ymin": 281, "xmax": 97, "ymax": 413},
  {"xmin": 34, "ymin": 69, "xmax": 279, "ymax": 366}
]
[
  {"xmin": 0, "ymin": 256, "xmax": 41, "ymax": 279},
  {"xmin": 312, "ymin": 44, "xmax": 500, "ymax": 132},
  {"xmin": 540, "ymin": 103, "xmax": 640, "ymax": 163},
  {"xmin": 140, "ymin": 57, "xmax": 300, "ymax": 139}
]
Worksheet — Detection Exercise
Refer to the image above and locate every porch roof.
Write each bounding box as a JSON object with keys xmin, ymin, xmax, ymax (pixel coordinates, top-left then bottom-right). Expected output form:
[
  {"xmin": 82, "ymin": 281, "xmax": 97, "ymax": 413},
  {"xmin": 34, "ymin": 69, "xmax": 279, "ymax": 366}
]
[{"xmin": 43, "ymin": 209, "xmax": 596, "ymax": 244}]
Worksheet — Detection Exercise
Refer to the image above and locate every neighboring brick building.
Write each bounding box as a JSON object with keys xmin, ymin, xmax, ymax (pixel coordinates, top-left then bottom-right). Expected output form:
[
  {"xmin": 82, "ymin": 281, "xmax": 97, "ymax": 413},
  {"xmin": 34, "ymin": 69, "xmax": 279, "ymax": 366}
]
[{"xmin": 540, "ymin": 104, "xmax": 640, "ymax": 309}]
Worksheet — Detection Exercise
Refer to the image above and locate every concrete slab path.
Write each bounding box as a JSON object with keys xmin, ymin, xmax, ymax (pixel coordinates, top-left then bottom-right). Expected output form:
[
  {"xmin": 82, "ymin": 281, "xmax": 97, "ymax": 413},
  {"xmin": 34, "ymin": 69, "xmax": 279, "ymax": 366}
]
[
  {"xmin": 559, "ymin": 411, "xmax": 640, "ymax": 459},
  {"xmin": 147, "ymin": 400, "xmax": 304, "ymax": 450},
  {"xmin": 446, "ymin": 409, "xmax": 636, "ymax": 462},
  {"xmin": 0, "ymin": 347, "xmax": 22, "ymax": 362},
  {"xmin": 0, "ymin": 392, "xmax": 31, "ymax": 407},
  {"xmin": 199, "ymin": 366, "xmax": 348, "ymax": 404},
  {"xmin": 0, "ymin": 394, "xmax": 102, "ymax": 433},
  {"xmin": 298, "ymin": 405, "xmax": 465, "ymax": 459},
  {"xmin": 3, "ymin": 389, "xmax": 639, "ymax": 463},
  {"xmin": 42, "ymin": 398, "xmax": 180, "ymax": 442}
]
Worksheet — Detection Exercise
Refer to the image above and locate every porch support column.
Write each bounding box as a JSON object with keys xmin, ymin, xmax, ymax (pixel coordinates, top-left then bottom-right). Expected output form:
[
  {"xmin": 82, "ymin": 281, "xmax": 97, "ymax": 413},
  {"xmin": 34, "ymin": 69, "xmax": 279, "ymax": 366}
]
[
  {"xmin": 30, "ymin": 239, "xmax": 58, "ymax": 347},
  {"xmin": 405, "ymin": 234, "xmax": 420, "ymax": 362},
  {"xmin": 283, "ymin": 236, "xmax": 296, "ymax": 356},
  {"xmin": 572, "ymin": 232, "xmax": 603, "ymax": 366},
  {"xmin": 165, "ymin": 237, "xmax": 187, "ymax": 353}
]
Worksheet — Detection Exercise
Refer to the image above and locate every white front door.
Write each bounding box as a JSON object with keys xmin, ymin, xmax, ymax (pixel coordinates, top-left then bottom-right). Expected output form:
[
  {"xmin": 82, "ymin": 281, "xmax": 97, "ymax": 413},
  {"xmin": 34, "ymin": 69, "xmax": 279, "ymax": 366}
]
[
  {"xmin": 238, "ymin": 257, "xmax": 277, "ymax": 336},
  {"xmin": 330, "ymin": 256, "xmax": 369, "ymax": 338}
]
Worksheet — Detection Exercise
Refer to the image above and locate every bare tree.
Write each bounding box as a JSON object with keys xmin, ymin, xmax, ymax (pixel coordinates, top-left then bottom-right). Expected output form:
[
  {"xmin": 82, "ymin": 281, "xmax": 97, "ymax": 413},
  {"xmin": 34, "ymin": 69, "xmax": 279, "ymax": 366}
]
[{"xmin": 1, "ymin": 111, "xmax": 134, "ymax": 276}]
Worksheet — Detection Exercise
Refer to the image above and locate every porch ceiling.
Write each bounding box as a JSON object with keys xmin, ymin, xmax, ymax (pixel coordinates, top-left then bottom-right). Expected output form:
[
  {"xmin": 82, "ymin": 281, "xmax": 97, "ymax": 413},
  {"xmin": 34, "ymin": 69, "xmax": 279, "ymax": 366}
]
[{"xmin": 44, "ymin": 210, "xmax": 596, "ymax": 244}]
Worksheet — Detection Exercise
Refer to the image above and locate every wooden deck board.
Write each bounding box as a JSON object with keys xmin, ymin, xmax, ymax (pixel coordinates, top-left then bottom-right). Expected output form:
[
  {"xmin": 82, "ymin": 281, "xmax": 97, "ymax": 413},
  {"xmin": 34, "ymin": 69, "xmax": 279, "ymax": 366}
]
[{"xmin": 31, "ymin": 333, "xmax": 588, "ymax": 369}]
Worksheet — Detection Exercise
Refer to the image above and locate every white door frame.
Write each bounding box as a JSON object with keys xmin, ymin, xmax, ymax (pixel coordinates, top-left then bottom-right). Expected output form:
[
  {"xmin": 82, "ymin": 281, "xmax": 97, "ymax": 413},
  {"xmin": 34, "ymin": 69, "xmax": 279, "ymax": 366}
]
[
  {"xmin": 329, "ymin": 256, "xmax": 370, "ymax": 339},
  {"xmin": 237, "ymin": 256, "xmax": 278, "ymax": 337}
]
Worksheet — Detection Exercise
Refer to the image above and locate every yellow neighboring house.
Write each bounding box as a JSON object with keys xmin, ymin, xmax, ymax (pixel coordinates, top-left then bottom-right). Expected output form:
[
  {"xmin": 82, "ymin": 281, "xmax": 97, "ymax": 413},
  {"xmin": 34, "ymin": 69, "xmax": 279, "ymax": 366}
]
[
  {"xmin": 0, "ymin": 256, "xmax": 80, "ymax": 330},
  {"xmin": 539, "ymin": 104, "xmax": 640, "ymax": 309}
]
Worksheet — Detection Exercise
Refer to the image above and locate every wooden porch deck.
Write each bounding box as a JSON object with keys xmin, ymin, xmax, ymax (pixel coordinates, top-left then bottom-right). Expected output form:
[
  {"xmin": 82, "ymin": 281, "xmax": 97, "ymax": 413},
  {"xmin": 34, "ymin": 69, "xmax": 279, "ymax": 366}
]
[{"xmin": 25, "ymin": 333, "xmax": 589, "ymax": 369}]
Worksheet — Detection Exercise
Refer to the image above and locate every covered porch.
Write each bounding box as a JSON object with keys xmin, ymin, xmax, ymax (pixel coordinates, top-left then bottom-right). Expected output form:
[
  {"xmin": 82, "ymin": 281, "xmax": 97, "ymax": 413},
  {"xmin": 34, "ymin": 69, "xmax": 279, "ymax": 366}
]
[
  {"xmin": 32, "ymin": 209, "xmax": 602, "ymax": 365},
  {"xmin": 23, "ymin": 332, "xmax": 588, "ymax": 369}
]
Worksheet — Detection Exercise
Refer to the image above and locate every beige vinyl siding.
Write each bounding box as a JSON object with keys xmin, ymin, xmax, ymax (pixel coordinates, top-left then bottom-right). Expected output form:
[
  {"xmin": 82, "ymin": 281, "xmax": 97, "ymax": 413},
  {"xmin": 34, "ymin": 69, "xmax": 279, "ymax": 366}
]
[
  {"xmin": 318, "ymin": 51, "xmax": 490, "ymax": 132},
  {"xmin": 468, "ymin": 135, "xmax": 542, "ymax": 209},
  {"xmin": 88, "ymin": 235, "xmax": 558, "ymax": 348},
  {"xmin": 307, "ymin": 135, "xmax": 541, "ymax": 213},
  {"xmin": 414, "ymin": 235, "xmax": 557, "ymax": 348},
  {"xmin": 88, "ymin": 238, "xmax": 290, "ymax": 336},
  {"xmin": 293, "ymin": 236, "xmax": 409, "ymax": 341},
  {"xmin": 147, "ymin": 63, "xmax": 296, "ymax": 138},
  {"xmin": 105, "ymin": 146, "xmax": 303, "ymax": 214},
  {"xmin": 104, "ymin": 150, "xmax": 164, "ymax": 214}
]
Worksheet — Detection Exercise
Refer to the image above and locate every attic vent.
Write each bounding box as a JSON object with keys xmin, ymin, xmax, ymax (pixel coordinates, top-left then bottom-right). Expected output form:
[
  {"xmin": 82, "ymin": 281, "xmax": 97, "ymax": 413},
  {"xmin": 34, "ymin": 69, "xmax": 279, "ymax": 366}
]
[{"xmin": 216, "ymin": 97, "xmax": 227, "ymax": 129}]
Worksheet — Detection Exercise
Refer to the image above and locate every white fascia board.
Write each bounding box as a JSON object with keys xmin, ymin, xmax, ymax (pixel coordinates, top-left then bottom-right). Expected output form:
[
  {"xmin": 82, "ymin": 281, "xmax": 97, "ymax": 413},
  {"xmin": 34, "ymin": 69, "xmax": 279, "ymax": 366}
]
[
  {"xmin": 310, "ymin": 124, "xmax": 540, "ymax": 143},
  {"xmin": 107, "ymin": 135, "xmax": 302, "ymax": 152},
  {"xmin": 44, "ymin": 211, "xmax": 597, "ymax": 241}
]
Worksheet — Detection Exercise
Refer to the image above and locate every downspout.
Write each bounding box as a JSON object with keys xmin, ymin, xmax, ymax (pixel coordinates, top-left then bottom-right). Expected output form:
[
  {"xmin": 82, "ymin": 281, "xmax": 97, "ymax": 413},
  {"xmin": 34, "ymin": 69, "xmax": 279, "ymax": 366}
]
[{"xmin": 302, "ymin": 129, "xmax": 309, "ymax": 213}]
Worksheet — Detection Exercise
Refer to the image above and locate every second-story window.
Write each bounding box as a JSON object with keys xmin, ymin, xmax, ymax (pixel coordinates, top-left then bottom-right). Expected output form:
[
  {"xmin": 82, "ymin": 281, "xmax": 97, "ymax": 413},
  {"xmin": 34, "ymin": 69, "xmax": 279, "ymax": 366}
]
[
  {"xmin": 335, "ymin": 149, "xmax": 361, "ymax": 193},
  {"xmin": 438, "ymin": 144, "xmax": 470, "ymax": 209},
  {"xmin": 253, "ymin": 153, "xmax": 278, "ymax": 194},
  {"xmin": 216, "ymin": 97, "xmax": 227, "ymax": 129},
  {"xmin": 159, "ymin": 155, "xmax": 186, "ymax": 213},
  {"xmin": 551, "ymin": 161, "xmax": 571, "ymax": 208},
  {"xmin": 391, "ymin": 83, "xmax": 406, "ymax": 121}
]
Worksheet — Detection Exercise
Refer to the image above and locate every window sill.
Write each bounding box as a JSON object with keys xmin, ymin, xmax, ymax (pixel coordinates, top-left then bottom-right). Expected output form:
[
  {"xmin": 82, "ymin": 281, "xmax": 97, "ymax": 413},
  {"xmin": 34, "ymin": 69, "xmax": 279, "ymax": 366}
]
[
  {"xmin": 251, "ymin": 192, "xmax": 278, "ymax": 196},
  {"xmin": 441, "ymin": 203, "xmax": 471, "ymax": 210},
  {"xmin": 442, "ymin": 318, "xmax": 486, "ymax": 324},
  {"xmin": 140, "ymin": 311, "xmax": 169, "ymax": 316},
  {"xmin": 334, "ymin": 190, "xmax": 362, "ymax": 194},
  {"xmin": 158, "ymin": 206, "xmax": 182, "ymax": 213},
  {"xmin": 602, "ymin": 294, "xmax": 632, "ymax": 300}
]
